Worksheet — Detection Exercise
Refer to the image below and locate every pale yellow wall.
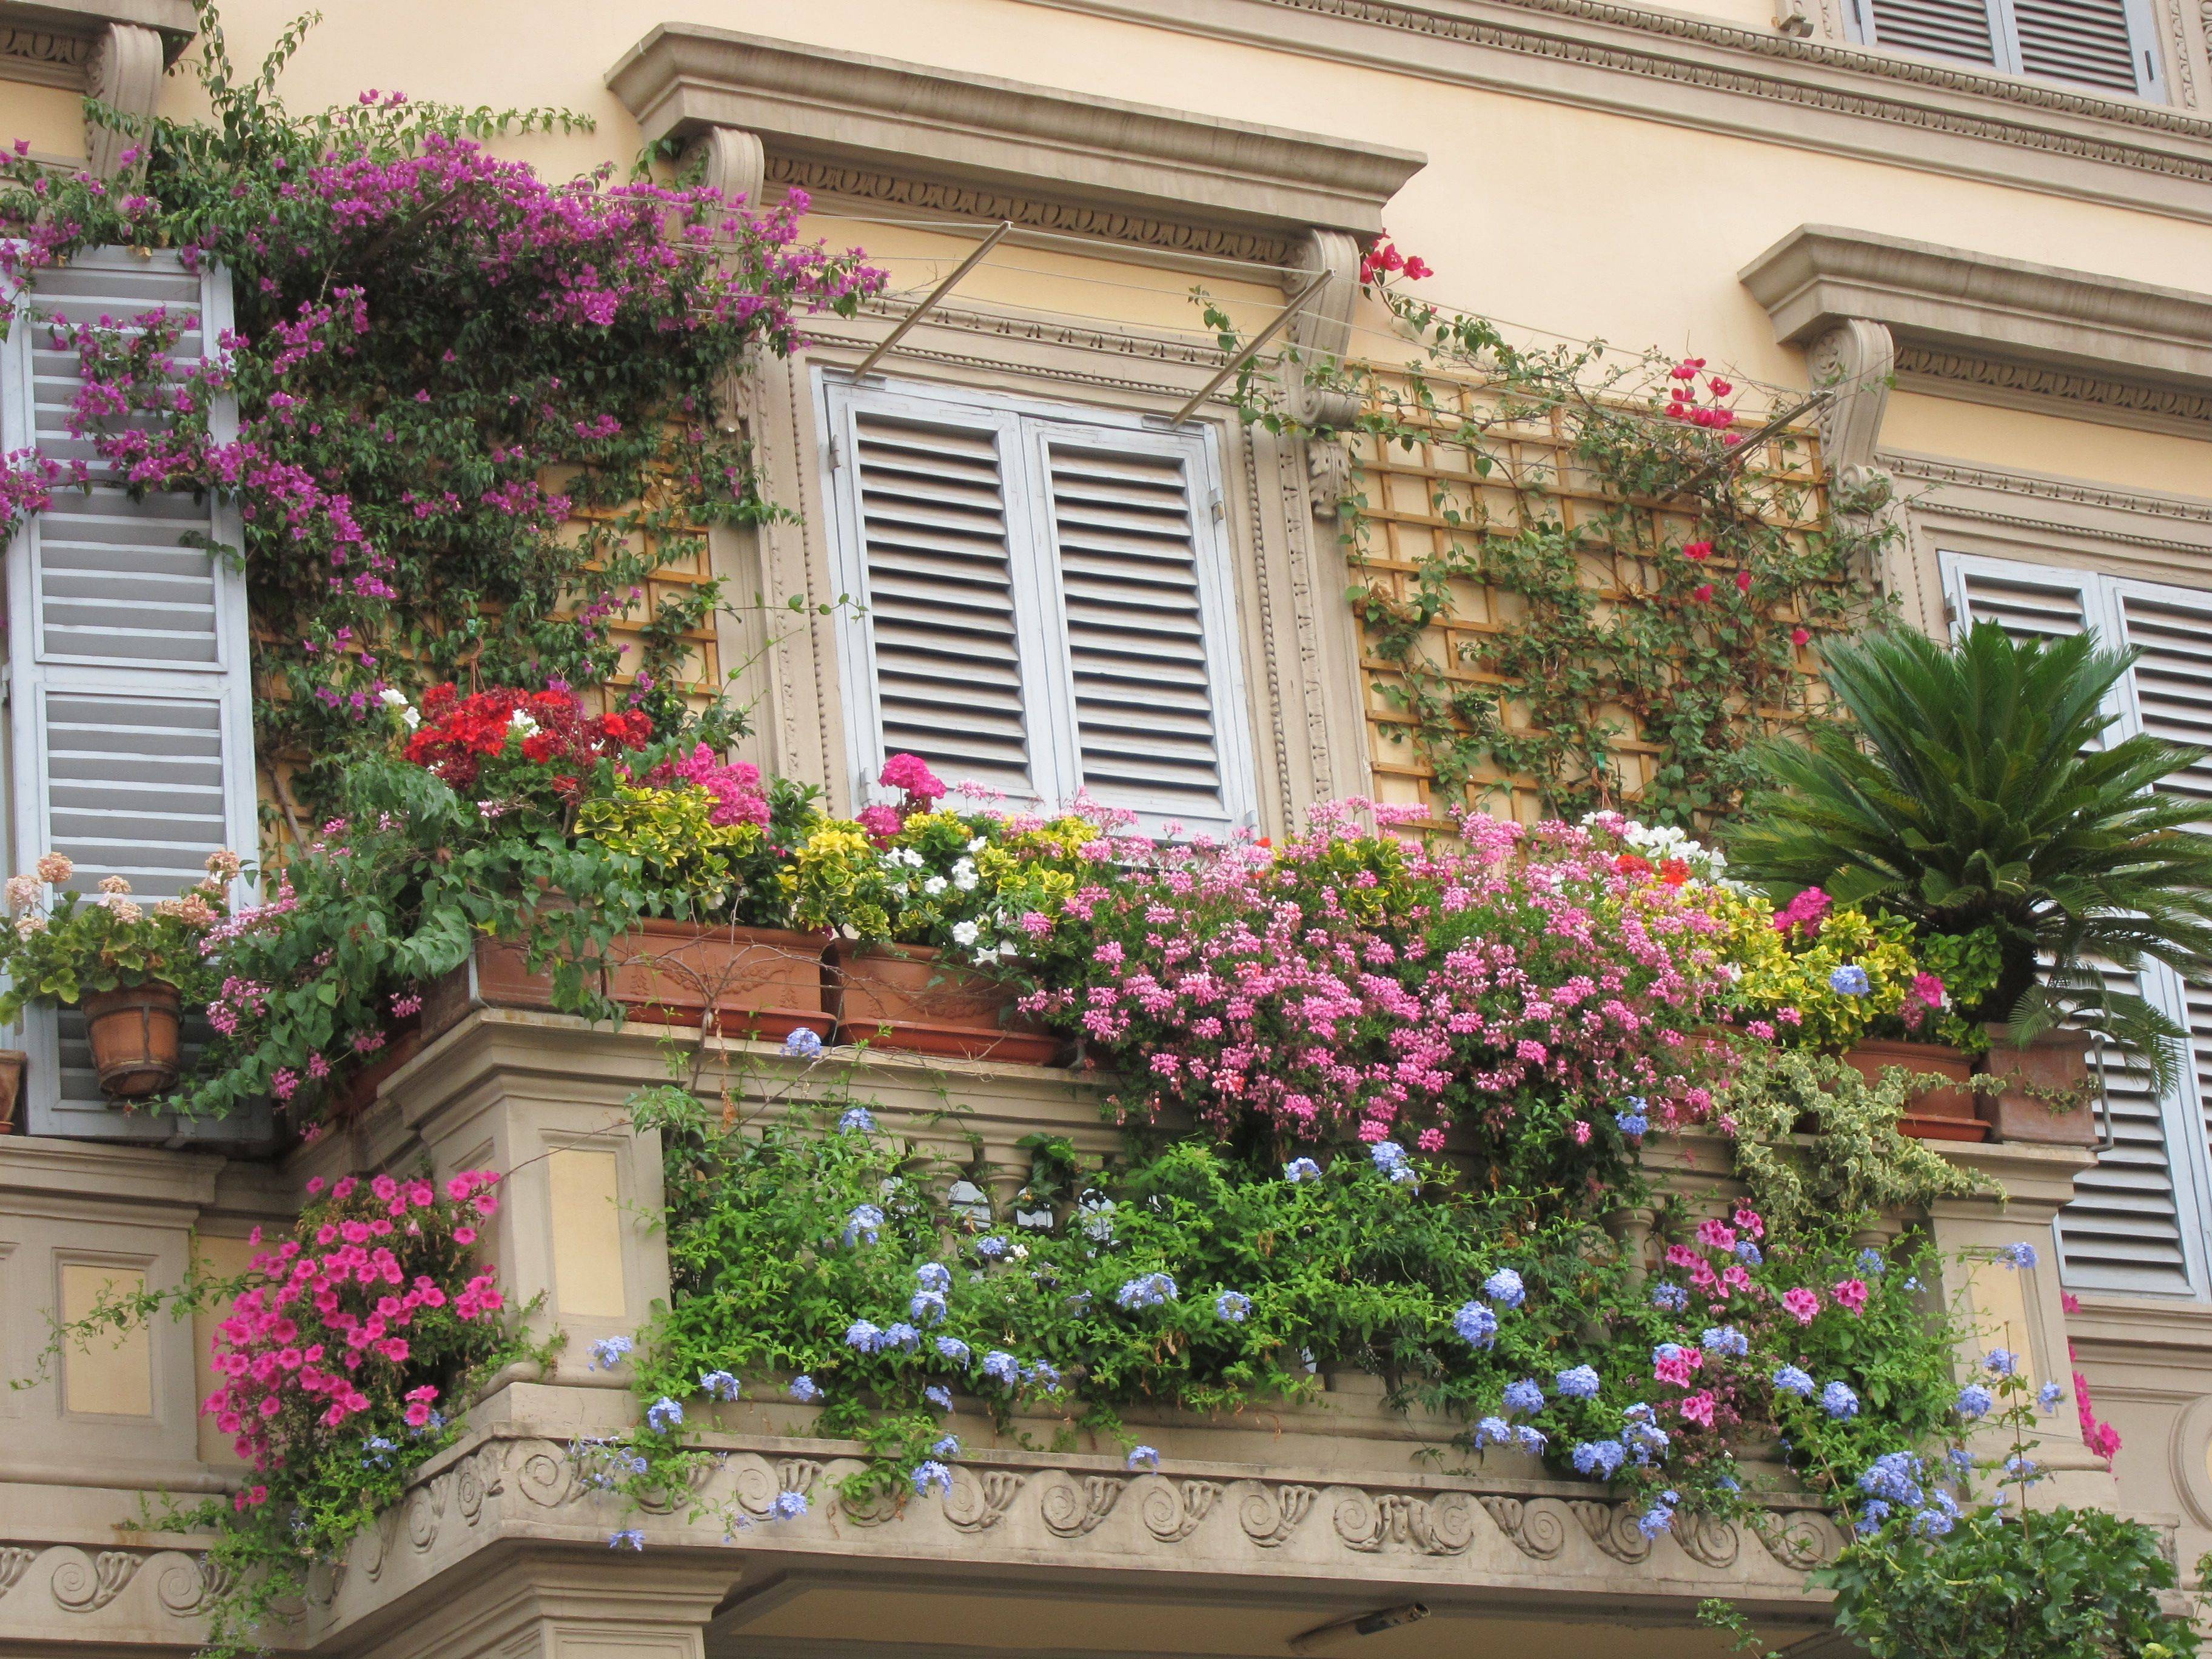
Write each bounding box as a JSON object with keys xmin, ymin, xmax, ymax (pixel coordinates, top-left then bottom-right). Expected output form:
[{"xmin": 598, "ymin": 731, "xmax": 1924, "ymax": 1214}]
[
  {"xmin": 192, "ymin": 1230, "xmax": 258, "ymax": 1466},
  {"xmin": 1885, "ymin": 392, "xmax": 2212, "ymax": 500},
  {"xmin": 102, "ymin": 0, "xmax": 2212, "ymax": 458},
  {"xmin": 57, "ymin": 1261, "xmax": 153, "ymax": 1418},
  {"xmin": 4, "ymin": 83, "xmax": 90, "ymax": 164}
]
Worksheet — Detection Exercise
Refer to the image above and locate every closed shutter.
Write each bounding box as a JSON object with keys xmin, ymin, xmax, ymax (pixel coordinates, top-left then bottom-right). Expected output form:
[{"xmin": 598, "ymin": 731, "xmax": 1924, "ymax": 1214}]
[
  {"xmin": 1946, "ymin": 552, "xmax": 2212, "ymax": 1296},
  {"xmin": 1037, "ymin": 431, "xmax": 1241, "ymax": 832},
  {"xmin": 824, "ymin": 377, "xmax": 1254, "ymax": 837},
  {"xmin": 1862, "ymin": 0, "xmax": 2001, "ymax": 66},
  {"xmin": 0, "ymin": 247, "xmax": 264, "ymax": 1143}
]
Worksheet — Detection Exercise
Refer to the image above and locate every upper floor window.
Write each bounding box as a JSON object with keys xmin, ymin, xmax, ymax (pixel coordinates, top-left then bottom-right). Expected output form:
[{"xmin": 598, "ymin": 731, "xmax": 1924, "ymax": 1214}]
[
  {"xmin": 819, "ymin": 375, "xmax": 1256, "ymax": 840},
  {"xmin": 1846, "ymin": 0, "xmax": 2167, "ymax": 99}
]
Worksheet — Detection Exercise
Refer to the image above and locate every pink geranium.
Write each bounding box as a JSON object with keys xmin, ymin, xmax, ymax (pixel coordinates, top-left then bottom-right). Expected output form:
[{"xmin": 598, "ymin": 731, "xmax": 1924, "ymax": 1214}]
[{"xmin": 1781, "ymin": 1286, "xmax": 1821, "ymax": 1325}]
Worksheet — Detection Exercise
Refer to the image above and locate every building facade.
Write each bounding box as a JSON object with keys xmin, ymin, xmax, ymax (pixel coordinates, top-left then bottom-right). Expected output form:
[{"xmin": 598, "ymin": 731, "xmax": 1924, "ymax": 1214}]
[{"xmin": 3, "ymin": 0, "xmax": 2212, "ymax": 1653}]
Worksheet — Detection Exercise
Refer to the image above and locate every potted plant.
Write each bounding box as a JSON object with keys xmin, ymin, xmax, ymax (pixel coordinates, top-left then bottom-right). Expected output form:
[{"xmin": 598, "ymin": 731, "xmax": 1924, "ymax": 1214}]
[
  {"xmin": 1728, "ymin": 622, "xmax": 2212, "ymax": 1141},
  {"xmin": 791, "ymin": 755, "xmax": 1093, "ymax": 1062},
  {"xmin": 574, "ymin": 746, "xmax": 832, "ymax": 1043},
  {"xmin": 0, "ymin": 850, "xmax": 237, "ymax": 1098}
]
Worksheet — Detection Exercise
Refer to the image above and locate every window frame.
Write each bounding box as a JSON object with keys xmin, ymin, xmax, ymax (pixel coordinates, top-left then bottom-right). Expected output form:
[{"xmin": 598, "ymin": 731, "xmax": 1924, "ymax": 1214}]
[
  {"xmin": 1843, "ymin": 0, "xmax": 2169, "ymax": 102},
  {"xmin": 816, "ymin": 370, "xmax": 1259, "ymax": 840}
]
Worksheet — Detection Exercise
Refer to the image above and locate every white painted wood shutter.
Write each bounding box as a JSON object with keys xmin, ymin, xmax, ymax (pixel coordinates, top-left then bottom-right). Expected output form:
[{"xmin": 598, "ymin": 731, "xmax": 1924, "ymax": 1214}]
[
  {"xmin": 1, "ymin": 247, "xmax": 263, "ymax": 1142},
  {"xmin": 1854, "ymin": 0, "xmax": 2163, "ymax": 97},
  {"xmin": 1943, "ymin": 552, "xmax": 2212, "ymax": 1296},
  {"xmin": 824, "ymin": 376, "xmax": 1255, "ymax": 839}
]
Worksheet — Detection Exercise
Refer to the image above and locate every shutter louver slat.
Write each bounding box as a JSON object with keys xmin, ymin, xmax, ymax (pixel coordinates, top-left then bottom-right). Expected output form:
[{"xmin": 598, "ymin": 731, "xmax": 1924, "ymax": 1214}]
[
  {"xmin": 2115, "ymin": 591, "xmax": 2212, "ymax": 826},
  {"xmin": 2011, "ymin": 0, "xmax": 2145, "ymax": 92},
  {"xmin": 1044, "ymin": 443, "xmax": 1227, "ymax": 817},
  {"xmin": 1863, "ymin": 0, "xmax": 1999, "ymax": 64},
  {"xmin": 850, "ymin": 409, "xmax": 1034, "ymax": 793}
]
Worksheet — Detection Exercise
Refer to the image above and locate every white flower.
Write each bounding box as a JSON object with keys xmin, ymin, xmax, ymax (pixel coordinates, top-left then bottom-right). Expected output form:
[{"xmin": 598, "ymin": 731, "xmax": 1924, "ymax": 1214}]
[
  {"xmin": 966, "ymin": 837, "xmax": 988, "ymax": 854},
  {"xmin": 950, "ymin": 858, "xmax": 979, "ymax": 892},
  {"xmin": 509, "ymin": 710, "xmax": 538, "ymax": 736},
  {"xmin": 897, "ymin": 848, "xmax": 925, "ymax": 869},
  {"xmin": 923, "ymin": 876, "xmax": 949, "ymax": 897},
  {"xmin": 378, "ymin": 688, "xmax": 409, "ymax": 709},
  {"xmin": 401, "ymin": 708, "xmax": 421, "ymax": 728},
  {"xmin": 950, "ymin": 920, "xmax": 980, "ymax": 947}
]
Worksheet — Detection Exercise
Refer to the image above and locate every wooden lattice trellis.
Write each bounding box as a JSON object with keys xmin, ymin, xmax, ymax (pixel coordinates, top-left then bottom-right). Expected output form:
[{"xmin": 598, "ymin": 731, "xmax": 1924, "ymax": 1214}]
[{"xmin": 1344, "ymin": 371, "xmax": 1833, "ymax": 826}]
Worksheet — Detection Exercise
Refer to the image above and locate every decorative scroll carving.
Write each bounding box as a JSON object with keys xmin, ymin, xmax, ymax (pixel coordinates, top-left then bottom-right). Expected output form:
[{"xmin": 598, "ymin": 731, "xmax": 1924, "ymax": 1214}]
[
  {"xmin": 944, "ymin": 1469, "xmax": 1028, "ymax": 1533},
  {"xmin": 1805, "ymin": 318, "xmax": 1894, "ymax": 497},
  {"xmin": 1749, "ymin": 1508, "xmax": 1842, "ymax": 1569},
  {"xmin": 157, "ymin": 1555, "xmax": 234, "ymax": 1618},
  {"xmin": 1672, "ymin": 1510, "xmax": 1741, "ymax": 1568},
  {"xmin": 516, "ymin": 1441, "xmax": 583, "ymax": 1508},
  {"xmin": 1239, "ymin": 1482, "xmax": 1318, "ymax": 1547},
  {"xmin": 454, "ymin": 1445, "xmax": 504, "ymax": 1524},
  {"xmin": 404, "ymin": 1473, "xmax": 446, "ymax": 1552},
  {"xmin": 1285, "ymin": 229, "xmax": 1365, "ymax": 516},
  {"xmin": 0, "ymin": 27, "xmax": 93, "ymax": 88},
  {"xmin": 52, "ymin": 1549, "xmax": 142, "ymax": 1613},
  {"xmin": 1478, "ymin": 1495, "xmax": 1568, "ymax": 1560},
  {"xmin": 1333, "ymin": 1490, "xmax": 1477, "ymax": 1556},
  {"xmin": 1139, "ymin": 1478, "xmax": 1220, "ymax": 1541},
  {"xmin": 1039, "ymin": 1473, "xmax": 1127, "ymax": 1538},
  {"xmin": 0, "ymin": 1546, "xmax": 33, "ymax": 1599},
  {"xmin": 696, "ymin": 125, "xmax": 766, "ymax": 210},
  {"xmin": 358, "ymin": 1504, "xmax": 402, "ymax": 1580},
  {"xmin": 764, "ymin": 155, "xmax": 1295, "ymax": 267},
  {"xmin": 732, "ymin": 1456, "xmax": 823, "ymax": 1518},
  {"xmin": 1568, "ymin": 1499, "xmax": 1654, "ymax": 1563},
  {"xmin": 85, "ymin": 24, "xmax": 163, "ymax": 180}
]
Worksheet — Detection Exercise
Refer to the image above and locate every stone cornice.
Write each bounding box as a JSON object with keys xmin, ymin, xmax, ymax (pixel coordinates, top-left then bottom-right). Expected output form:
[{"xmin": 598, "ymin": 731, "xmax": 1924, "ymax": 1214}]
[
  {"xmin": 1020, "ymin": 0, "xmax": 2212, "ymax": 225},
  {"xmin": 605, "ymin": 25, "xmax": 1426, "ymax": 243},
  {"xmin": 0, "ymin": 0, "xmax": 193, "ymax": 79}
]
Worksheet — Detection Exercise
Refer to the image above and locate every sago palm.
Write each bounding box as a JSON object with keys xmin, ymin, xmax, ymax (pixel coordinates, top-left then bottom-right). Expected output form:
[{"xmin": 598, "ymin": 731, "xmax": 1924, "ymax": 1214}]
[{"xmin": 1726, "ymin": 620, "xmax": 2212, "ymax": 1076}]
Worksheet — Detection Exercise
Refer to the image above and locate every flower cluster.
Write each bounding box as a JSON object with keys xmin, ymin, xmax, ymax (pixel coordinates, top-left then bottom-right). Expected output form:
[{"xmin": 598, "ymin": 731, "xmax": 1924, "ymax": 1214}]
[
  {"xmin": 400, "ymin": 683, "xmax": 651, "ymax": 796},
  {"xmin": 0, "ymin": 848, "xmax": 238, "ymax": 1023}
]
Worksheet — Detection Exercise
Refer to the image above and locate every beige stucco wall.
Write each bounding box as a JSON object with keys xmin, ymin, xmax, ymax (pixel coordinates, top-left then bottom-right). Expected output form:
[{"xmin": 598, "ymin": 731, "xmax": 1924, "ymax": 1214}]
[{"xmin": 8, "ymin": 81, "xmax": 88, "ymax": 164}]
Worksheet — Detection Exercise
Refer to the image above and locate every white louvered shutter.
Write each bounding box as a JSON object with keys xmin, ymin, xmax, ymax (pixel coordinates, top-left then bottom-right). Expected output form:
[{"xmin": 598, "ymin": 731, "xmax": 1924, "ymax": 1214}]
[
  {"xmin": 1854, "ymin": 0, "xmax": 2162, "ymax": 96},
  {"xmin": 1945, "ymin": 552, "xmax": 2212, "ymax": 1295},
  {"xmin": 825, "ymin": 377, "xmax": 1254, "ymax": 836},
  {"xmin": 1035, "ymin": 427, "xmax": 1251, "ymax": 837},
  {"xmin": 1, "ymin": 247, "xmax": 263, "ymax": 1142}
]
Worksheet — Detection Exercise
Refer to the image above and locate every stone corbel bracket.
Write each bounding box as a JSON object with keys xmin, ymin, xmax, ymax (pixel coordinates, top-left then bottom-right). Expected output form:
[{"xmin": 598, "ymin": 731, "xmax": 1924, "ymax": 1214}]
[{"xmin": 0, "ymin": 1, "xmax": 196, "ymax": 177}]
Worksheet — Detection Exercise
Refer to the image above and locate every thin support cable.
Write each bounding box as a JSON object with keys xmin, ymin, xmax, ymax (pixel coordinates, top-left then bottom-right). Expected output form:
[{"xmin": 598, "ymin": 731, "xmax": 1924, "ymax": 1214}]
[{"xmin": 1170, "ymin": 265, "xmax": 1334, "ymax": 427}]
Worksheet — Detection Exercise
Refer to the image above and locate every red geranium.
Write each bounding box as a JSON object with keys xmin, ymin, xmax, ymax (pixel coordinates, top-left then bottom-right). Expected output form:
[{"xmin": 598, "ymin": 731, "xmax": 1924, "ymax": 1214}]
[{"xmin": 403, "ymin": 684, "xmax": 651, "ymax": 792}]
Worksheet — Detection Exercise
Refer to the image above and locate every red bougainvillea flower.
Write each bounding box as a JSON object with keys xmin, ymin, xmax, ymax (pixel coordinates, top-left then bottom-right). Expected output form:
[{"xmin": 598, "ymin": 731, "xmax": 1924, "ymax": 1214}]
[
  {"xmin": 1790, "ymin": 626, "xmax": 1811, "ymax": 647},
  {"xmin": 1735, "ymin": 568, "xmax": 1752, "ymax": 593},
  {"xmin": 1681, "ymin": 540, "xmax": 1712, "ymax": 561},
  {"xmin": 1692, "ymin": 583, "xmax": 1714, "ymax": 603}
]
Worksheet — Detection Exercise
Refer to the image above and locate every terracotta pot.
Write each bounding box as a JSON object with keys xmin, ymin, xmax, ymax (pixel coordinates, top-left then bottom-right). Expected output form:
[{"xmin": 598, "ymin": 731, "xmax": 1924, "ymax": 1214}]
[
  {"xmin": 82, "ymin": 981, "xmax": 183, "ymax": 1098},
  {"xmin": 826, "ymin": 941, "xmax": 1061, "ymax": 1064},
  {"xmin": 1843, "ymin": 1039, "xmax": 1977, "ymax": 1120},
  {"xmin": 0, "ymin": 1048, "xmax": 22, "ymax": 1134},
  {"xmin": 1976, "ymin": 1025, "xmax": 2100, "ymax": 1147},
  {"xmin": 421, "ymin": 937, "xmax": 570, "ymax": 1039},
  {"xmin": 606, "ymin": 920, "xmax": 832, "ymax": 1042}
]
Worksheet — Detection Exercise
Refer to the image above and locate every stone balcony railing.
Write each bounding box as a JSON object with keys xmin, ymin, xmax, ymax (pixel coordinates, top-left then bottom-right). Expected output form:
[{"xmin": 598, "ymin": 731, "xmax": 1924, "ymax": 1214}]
[{"xmin": 0, "ymin": 1006, "xmax": 2116, "ymax": 1659}]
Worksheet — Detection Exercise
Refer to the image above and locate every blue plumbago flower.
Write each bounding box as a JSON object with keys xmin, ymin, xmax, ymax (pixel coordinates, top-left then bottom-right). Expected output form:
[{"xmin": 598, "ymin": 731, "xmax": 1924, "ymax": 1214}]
[
  {"xmin": 1857, "ymin": 1247, "xmax": 1886, "ymax": 1276},
  {"xmin": 1556, "ymin": 1364, "xmax": 1602, "ymax": 1399},
  {"xmin": 1954, "ymin": 1382, "xmax": 1994, "ymax": 1418},
  {"xmin": 1913, "ymin": 1490, "xmax": 1960, "ymax": 1538},
  {"xmin": 842, "ymin": 1204, "xmax": 885, "ymax": 1248},
  {"xmin": 699, "ymin": 1370, "xmax": 741, "ymax": 1403},
  {"xmin": 1473, "ymin": 1415, "xmax": 1512, "ymax": 1447},
  {"xmin": 935, "ymin": 1336, "xmax": 972, "ymax": 1366},
  {"xmin": 1571, "ymin": 1439, "xmax": 1626, "ymax": 1479},
  {"xmin": 1615, "ymin": 1106, "xmax": 1649, "ymax": 1139},
  {"xmin": 1215, "ymin": 1290, "xmax": 1252, "ymax": 1322},
  {"xmin": 1858, "ymin": 1452, "xmax": 1925, "ymax": 1508},
  {"xmin": 588, "ymin": 1335, "xmax": 634, "ymax": 1371},
  {"xmin": 916, "ymin": 1262, "xmax": 953, "ymax": 1294},
  {"xmin": 1636, "ymin": 1490, "xmax": 1680, "ymax": 1539},
  {"xmin": 1387, "ymin": 1162, "xmax": 1419, "ymax": 1188},
  {"xmin": 1650, "ymin": 1282, "xmax": 1689, "ymax": 1312},
  {"xmin": 1701, "ymin": 1326, "xmax": 1750, "ymax": 1358},
  {"xmin": 1621, "ymin": 1403, "xmax": 1671, "ymax": 1463},
  {"xmin": 645, "ymin": 1396, "xmax": 685, "ymax": 1434},
  {"xmin": 1820, "ymin": 1381, "xmax": 1861, "ymax": 1420},
  {"xmin": 911, "ymin": 1289, "xmax": 948, "ymax": 1325},
  {"xmin": 879, "ymin": 1321, "xmax": 920, "ymax": 1352},
  {"xmin": 1734, "ymin": 1241, "xmax": 1764, "ymax": 1266},
  {"xmin": 1127, "ymin": 1445, "xmax": 1161, "ymax": 1470},
  {"xmin": 1284, "ymin": 1157, "xmax": 1322, "ymax": 1183},
  {"xmin": 925, "ymin": 1385, "xmax": 954, "ymax": 1413},
  {"xmin": 1370, "ymin": 1141, "xmax": 1408, "ymax": 1173},
  {"xmin": 980, "ymin": 1350, "xmax": 1021, "ymax": 1387},
  {"xmin": 973, "ymin": 1235, "xmax": 1010, "ymax": 1259},
  {"xmin": 1854, "ymin": 1500, "xmax": 1890, "ymax": 1537},
  {"xmin": 836, "ymin": 1105, "xmax": 875, "ymax": 1133},
  {"xmin": 1654, "ymin": 1342, "xmax": 1686, "ymax": 1365},
  {"xmin": 783, "ymin": 1027, "xmax": 825, "ymax": 1060},
  {"xmin": 609, "ymin": 1528, "xmax": 646, "ymax": 1550},
  {"xmin": 1502, "ymin": 1378, "xmax": 1545, "ymax": 1416},
  {"xmin": 769, "ymin": 1490, "xmax": 809, "ymax": 1521},
  {"xmin": 1483, "ymin": 1267, "xmax": 1527, "ymax": 1309},
  {"xmin": 911, "ymin": 1460, "xmax": 954, "ymax": 1498},
  {"xmin": 1453, "ymin": 1300, "xmax": 1499, "ymax": 1349},
  {"xmin": 1983, "ymin": 1348, "xmax": 2020, "ymax": 1377},
  {"xmin": 1116, "ymin": 1272, "xmax": 1179, "ymax": 1310},
  {"xmin": 1999, "ymin": 1241, "xmax": 2039, "ymax": 1270},
  {"xmin": 843, "ymin": 1319, "xmax": 883, "ymax": 1353},
  {"xmin": 931, "ymin": 1435, "xmax": 960, "ymax": 1459},
  {"xmin": 2004, "ymin": 1454, "xmax": 2040, "ymax": 1483},
  {"xmin": 789, "ymin": 1374, "xmax": 822, "ymax": 1404},
  {"xmin": 1714, "ymin": 1475, "xmax": 1741, "ymax": 1493},
  {"xmin": 1948, "ymin": 1446, "xmax": 1976, "ymax": 1472},
  {"xmin": 1024, "ymin": 1361, "xmax": 1062, "ymax": 1390},
  {"xmin": 1511, "ymin": 1424, "xmax": 1547, "ymax": 1456},
  {"xmin": 2038, "ymin": 1380, "xmax": 2066, "ymax": 1413},
  {"xmin": 1828, "ymin": 964, "xmax": 1872, "ymax": 996},
  {"xmin": 360, "ymin": 1435, "xmax": 396, "ymax": 1469},
  {"xmin": 1772, "ymin": 1364, "xmax": 1815, "ymax": 1398},
  {"xmin": 1904, "ymin": 1275, "xmax": 1922, "ymax": 1291}
]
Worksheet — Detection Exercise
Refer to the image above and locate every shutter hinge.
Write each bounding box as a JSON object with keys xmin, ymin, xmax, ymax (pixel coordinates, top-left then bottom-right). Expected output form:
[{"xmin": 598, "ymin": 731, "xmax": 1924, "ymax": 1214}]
[
  {"xmin": 1208, "ymin": 489, "xmax": 1224, "ymax": 523},
  {"xmin": 827, "ymin": 434, "xmax": 844, "ymax": 472}
]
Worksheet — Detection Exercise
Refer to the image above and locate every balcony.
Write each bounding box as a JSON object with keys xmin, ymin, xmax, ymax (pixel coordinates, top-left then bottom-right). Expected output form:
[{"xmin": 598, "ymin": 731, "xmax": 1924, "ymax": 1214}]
[{"xmin": 0, "ymin": 1002, "xmax": 2120, "ymax": 1659}]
